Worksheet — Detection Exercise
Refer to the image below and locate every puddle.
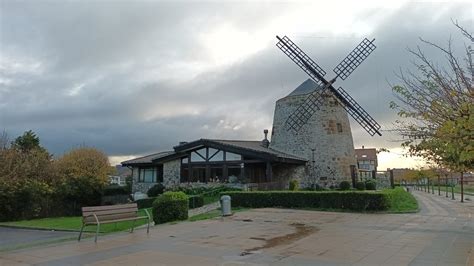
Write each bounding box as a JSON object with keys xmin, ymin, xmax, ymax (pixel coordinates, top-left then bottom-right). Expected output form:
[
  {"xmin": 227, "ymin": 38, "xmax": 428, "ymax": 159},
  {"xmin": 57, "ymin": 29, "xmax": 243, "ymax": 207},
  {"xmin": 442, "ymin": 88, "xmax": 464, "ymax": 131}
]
[{"xmin": 241, "ymin": 223, "xmax": 318, "ymax": 256}]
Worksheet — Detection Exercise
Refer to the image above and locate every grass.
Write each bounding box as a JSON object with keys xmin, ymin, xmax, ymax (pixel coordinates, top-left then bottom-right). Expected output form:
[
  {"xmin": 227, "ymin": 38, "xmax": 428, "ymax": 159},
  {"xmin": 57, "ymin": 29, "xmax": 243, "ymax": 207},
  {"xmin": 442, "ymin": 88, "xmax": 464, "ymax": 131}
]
[
  {"xmin": 0, "ymin": 208, "xmax": 152, "ymax": 234},
  {"xmin": 432, "ymin": 184, "xmax": 474, "ymax": 196},
  {"xmin": 384, "ymin": 187, "xmax": 418, "ymax": 213}
]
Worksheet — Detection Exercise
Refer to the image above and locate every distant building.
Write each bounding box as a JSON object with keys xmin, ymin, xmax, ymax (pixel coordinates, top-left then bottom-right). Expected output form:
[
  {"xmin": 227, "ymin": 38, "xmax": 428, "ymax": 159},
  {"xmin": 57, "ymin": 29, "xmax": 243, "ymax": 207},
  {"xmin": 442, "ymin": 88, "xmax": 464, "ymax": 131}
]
[
  {"xmin": 354, "ymin": 146, "xmax": 377, "ymax": 179},
  {"xmin": 109, "ymin": 165, "xmax": 131, "ymax": 186}
]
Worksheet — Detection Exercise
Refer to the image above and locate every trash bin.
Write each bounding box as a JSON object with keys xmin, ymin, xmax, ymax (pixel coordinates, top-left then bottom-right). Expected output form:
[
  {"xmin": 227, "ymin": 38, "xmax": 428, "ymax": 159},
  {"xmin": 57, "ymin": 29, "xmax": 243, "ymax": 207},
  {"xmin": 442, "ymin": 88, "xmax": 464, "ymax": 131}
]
[{"xmin": 220, "ymin": 195, "xmax": 232, "ymax": 216}]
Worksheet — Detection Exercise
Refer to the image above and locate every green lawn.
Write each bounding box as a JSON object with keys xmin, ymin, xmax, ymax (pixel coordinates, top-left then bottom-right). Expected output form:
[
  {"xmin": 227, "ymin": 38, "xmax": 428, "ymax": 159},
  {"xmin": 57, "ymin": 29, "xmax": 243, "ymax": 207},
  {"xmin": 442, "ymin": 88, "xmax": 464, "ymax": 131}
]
[
  {"xmin": 0, "ymin": 208, "xmax": 152, "ymax": 234},
  {"xmin": 384, "ymin": 187, "xmax": 419, "ymax": 213},
  {"xmin": 433, "ymin": 184, "xmax": 474, "ymax": 196}
]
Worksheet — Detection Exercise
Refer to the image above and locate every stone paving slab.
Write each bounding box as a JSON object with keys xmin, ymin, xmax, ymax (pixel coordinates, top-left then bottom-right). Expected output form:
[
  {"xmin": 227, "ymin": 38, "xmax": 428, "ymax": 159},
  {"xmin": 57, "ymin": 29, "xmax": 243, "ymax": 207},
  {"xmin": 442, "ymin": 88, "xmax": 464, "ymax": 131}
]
[{"xmin": 0, "ymin": 190, "xmax": 472, "ymax": 265}]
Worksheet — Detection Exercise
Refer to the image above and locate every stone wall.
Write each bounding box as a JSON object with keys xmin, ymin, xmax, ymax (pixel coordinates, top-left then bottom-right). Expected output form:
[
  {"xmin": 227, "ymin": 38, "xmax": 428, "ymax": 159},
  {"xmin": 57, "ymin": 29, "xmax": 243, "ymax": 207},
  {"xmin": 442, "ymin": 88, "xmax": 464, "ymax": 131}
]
[
  {"xmin": 270, "ymin": 87, "xmax": 357, "ymax": 188},
  {"xmin": 163, "ymin": 159, "xmax": 181, "ymax": 187},
  {"xmin": 131, "ymin": 167, "xmax": 157, "ymax": 194},
  {"xmin": 273, "ymin": 164, "xmax": 307, "ymax": 188}
]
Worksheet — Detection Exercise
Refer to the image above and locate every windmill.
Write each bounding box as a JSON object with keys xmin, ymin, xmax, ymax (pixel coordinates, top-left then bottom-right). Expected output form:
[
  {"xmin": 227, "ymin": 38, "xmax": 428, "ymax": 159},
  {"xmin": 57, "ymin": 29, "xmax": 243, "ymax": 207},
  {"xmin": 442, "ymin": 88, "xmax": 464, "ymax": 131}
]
[{"xmin": 275, "ymin": 35, "xmax": 382, "ymax": 136}]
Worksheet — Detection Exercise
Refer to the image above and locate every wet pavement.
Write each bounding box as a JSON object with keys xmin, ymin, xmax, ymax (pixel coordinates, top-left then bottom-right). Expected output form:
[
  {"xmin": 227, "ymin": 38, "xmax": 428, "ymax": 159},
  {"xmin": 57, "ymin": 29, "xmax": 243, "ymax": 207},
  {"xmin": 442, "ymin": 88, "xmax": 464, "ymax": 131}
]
[{"xmin": 0, "ymin": 190, "xmax": 472, "ymax": 265}]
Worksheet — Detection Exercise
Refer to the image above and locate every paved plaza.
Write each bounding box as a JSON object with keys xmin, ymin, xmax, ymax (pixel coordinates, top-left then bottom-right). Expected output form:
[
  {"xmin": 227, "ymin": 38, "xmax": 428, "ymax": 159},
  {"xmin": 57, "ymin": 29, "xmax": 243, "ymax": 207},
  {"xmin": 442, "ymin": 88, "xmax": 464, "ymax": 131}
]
[{"xmin": 1, "ymin": 190, "xmax": 473, "ymax": 265}]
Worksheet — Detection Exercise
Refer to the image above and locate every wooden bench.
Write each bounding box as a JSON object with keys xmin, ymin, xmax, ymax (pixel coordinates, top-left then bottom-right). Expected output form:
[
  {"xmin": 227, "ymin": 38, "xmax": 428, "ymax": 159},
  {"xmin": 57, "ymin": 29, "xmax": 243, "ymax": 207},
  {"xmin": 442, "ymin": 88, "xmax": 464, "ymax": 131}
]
[{"xmin": 78, "ymin": 203, "xmax": 151, "ymax": 242}]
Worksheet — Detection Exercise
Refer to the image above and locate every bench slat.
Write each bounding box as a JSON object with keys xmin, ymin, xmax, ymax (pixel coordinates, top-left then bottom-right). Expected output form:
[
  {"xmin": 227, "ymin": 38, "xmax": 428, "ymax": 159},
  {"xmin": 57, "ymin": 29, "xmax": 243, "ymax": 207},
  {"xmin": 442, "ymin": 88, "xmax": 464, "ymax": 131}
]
[
  {"xmin": 82, "ymin": 203, "xmax": 137, "ymax": 212},
  {"xmin": 84, "ymin": 212, "xmax": 138, "ymax": 223},
  {"xmin": 82, "ymin": 207, "xmax": 137, "ymax": 217},
  {"xmin": 84, "ymin": 216, "xmax": 148, "ymax": 225}
]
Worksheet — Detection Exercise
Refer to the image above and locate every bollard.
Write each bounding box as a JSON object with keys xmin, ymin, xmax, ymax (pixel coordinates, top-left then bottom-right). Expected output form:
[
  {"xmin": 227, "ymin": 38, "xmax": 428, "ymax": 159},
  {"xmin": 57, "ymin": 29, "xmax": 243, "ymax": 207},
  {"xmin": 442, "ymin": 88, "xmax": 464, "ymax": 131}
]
[{"xmin": 220, "ymin": 195, "xmax": 232, "ymax": 216}]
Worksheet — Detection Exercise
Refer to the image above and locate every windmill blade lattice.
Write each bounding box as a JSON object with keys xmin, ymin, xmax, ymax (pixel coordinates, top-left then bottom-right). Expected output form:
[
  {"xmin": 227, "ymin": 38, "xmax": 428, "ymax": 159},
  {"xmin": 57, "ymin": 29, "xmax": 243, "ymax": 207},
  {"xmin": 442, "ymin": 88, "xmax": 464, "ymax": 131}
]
[
  {"xmin": 276, "ymin": 36, "xmax": 327, "ymax": 87},
  {"xmin": 285, "ymin": 89, "xmax": 325, "ymax": 131},
  {"xmin": 333, "ymin": 38, "xmax": 376, "ymax": 80},
  {"xmin": 334, "ymin": 87, "xmax": 382, "ymax": 136}
]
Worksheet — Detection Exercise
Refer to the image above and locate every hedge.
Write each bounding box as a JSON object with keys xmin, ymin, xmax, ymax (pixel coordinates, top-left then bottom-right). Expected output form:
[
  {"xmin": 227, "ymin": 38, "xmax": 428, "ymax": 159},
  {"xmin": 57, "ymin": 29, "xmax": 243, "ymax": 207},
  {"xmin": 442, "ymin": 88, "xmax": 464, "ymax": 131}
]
[
  {"xmin": 188, "ymin": 195, "xmax": 204, "ymax": 209},
  {"xmin": 152, "ymin": 192, "xmax": 188, "ymax": 224},
  {"xmin": 219, "ymin": 191, "xmax": 390, "ymax": 211},
  {"xmin": 103, "ymin": 185, "xmax": 129, "ymax": 196},
  {"xmin": 135, "ymin": 197, "xmax": 157, "ymax": 209},
  {"xmin": 147, "ymin": 184, "xmax": 165, "ymax": 197}
]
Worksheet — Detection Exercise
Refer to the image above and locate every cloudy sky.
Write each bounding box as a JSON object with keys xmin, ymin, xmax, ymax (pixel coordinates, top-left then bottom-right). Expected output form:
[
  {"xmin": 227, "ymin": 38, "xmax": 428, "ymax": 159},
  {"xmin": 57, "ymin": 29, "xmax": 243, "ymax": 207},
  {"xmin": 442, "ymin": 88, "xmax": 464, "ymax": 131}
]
[{"xmin": 0, "ymin": 0, "xmax": 472, "ymax": 169}]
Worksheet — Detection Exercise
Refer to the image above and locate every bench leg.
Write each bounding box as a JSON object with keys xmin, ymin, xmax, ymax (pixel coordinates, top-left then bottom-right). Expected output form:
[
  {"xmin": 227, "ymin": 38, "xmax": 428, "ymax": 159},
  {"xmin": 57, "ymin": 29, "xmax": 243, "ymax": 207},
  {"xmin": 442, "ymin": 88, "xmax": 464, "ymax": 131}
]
[
  {"xmin": 95, "ymin": 223, "xmax": 100, "ymax": 243},
  {"xmin": 130, "ymin": 219, "xmax": 136, "ymax": 233},
  {"xmin": 147, "ymin": 217, "xmax": 150, "ymax": 234},
  {"xmin": 78, "ymin": 224, "xmax": 85, "ymax": 241}
]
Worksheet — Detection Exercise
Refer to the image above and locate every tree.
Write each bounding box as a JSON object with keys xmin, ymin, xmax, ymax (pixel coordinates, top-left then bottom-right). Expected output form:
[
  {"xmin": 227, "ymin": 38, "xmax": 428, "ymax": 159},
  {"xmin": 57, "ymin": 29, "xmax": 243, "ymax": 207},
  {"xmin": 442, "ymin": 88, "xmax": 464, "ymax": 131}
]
[
  {"xmin": 390, "ymin": 21, "xmax": 473, "ymax": 173},
  {"xmin": 12, "ymin": 130, "xmax": 42, "ymax": 152},
  {"xmin": 55, "ymin": 147, "xmax": 113, "ymax": 186},
  {"xmin": 0, "ymin": 131, "xmax": 53, "ymax": 182}
]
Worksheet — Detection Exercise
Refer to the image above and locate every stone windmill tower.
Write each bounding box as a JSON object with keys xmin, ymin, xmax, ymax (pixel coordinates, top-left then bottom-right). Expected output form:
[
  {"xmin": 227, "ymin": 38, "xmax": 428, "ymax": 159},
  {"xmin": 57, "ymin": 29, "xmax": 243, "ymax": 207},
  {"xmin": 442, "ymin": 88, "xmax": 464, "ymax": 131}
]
[
  {"xmin": 270, "ymin": 79, "xmax": 356, "ymax": 187},
  {"xmin": 270, "ymin": 36, "xmax": 381, "ymax": 187}
]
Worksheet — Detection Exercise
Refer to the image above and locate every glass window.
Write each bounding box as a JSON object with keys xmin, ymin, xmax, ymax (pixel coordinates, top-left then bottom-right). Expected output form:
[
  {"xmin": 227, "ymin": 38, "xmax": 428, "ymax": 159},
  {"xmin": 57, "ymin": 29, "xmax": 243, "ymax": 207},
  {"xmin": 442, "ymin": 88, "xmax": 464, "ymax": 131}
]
[
  {"xmin": 209, "ymin": 151, "xmax": 224, "ymax": 161},
  {"xmin": 191, "ymin": 151, "xmax": 205, "ymax": 162},
  {"xmin": 226, "ymin": 152, "xmax": 241, "ymax": 161},
  {"xmin": 139, "ymin": 168, "xmax": 156, "ymax": 183},
  {"xmin": 181, "ymin": 157, "xmax": 189, "ymax": 164},
  {"xmin": 337, "ymin": 123, "xmax": 343, "ymax": 133}
]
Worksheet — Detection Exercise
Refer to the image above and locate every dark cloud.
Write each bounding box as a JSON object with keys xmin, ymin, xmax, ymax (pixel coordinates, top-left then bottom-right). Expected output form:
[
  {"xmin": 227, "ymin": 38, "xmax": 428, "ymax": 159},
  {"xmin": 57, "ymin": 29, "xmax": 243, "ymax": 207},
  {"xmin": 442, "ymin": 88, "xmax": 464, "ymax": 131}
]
[{"xmin": 0, "ymin": 1, "xmax": 471, "ymax": 165}]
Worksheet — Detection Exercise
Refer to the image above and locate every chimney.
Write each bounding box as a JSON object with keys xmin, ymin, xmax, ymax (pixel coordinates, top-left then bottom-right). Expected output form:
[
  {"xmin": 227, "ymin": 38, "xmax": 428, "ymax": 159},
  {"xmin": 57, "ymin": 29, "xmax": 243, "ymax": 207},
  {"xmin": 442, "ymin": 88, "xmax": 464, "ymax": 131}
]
[{"xmin": 261, "ymin": 129, "xmax": 270, "ymax": 148}]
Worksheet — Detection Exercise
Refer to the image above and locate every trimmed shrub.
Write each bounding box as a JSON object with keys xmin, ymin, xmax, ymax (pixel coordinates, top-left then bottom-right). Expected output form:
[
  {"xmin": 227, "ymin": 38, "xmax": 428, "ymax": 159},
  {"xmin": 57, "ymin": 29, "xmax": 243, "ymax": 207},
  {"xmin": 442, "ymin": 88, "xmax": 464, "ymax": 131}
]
[
  {"xmin": 365, "ymin": 180, "xmax": 376, "ymax": 190},
  {"xmin": 289, "ymin": 180, "xmax": 299, "ymax": 191},
  {"xmin": 220, "ymin": 191, "xmax": 390, "ymax": 211},
  {"xmin": 189, "ymin": 195, "xmax": 204, "ymax": 209},
  {"xmin": 355, "ymin": 181, "xmax": 366, "ymax": 191},
  {"xmin": 135, "ymin": 197, "xmax": 157, "ymax": 209},
  {"xmin": 152, "ymin": 192, "xmax": 188, "ymax": 224},
  {"xmin": 147, "ymin": 183, "xmax": 165, "ymax": 197},
  {"xmin": 339, "ymin": 181, "xmax": 351, "ymax": 191}
]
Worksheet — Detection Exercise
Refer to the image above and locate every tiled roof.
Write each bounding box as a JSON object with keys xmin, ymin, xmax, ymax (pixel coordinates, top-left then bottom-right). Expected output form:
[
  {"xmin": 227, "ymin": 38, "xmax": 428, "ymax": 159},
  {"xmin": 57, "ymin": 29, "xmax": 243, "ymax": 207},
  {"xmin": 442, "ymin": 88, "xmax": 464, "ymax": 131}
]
[
  {"xmin": 175, "ymin": 139, "xmax": 306, "ymax": 162},
  {"xmin": 121, "ymin": 151, "xmax": 175, "ymax": 165},
  {"xmin": 355, "ymin": 148, "xmax": 377, "ymax": 161},
  {"xmin": 286, "ymin": 79, "xmax": 321, "ymax": 97}
]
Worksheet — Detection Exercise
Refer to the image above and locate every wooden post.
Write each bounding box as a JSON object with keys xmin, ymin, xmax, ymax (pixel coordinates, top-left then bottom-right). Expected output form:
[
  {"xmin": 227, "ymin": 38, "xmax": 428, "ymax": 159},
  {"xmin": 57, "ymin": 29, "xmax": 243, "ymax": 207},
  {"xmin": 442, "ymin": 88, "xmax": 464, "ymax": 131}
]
[
  {"xmin": 389, "ymin": 170, "xmax": 394, "ymax": 189},
  {"xmin": 350, "ymin": 165, "xmax": 357, "ymax": 188},
  {"xmin": 437, "ymin": 175, "xmax": 441, "ymax": 196},
  {"xmin": 266, "ymin": 161, "xmax": 272, "ymax": 183},
  {"xmin": 445, "ymin": 175, "xmax": 448, "ymax": 197},
  {"xmin": 460, "ymin": 172, "xmax": 464, "ymax": 203}
]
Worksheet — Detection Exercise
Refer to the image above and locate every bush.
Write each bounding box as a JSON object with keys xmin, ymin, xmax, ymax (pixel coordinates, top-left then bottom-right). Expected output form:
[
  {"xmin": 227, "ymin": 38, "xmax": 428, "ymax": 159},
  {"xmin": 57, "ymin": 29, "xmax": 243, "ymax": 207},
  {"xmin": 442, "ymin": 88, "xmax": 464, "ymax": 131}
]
[
  {"xmin": 220, "ymin": 191, "xmax": 390, "ymax": 211},
  {"xmin": 188, "ymin": 195, "xmax": 204, "ymax": 209},
  {"xmin": 289, "ymin": 180, "xmax": 299, "ymax": 191},
  {"xmin": 0, "ymin": 179, "xmax": 53, "ymax": 222},
  {"xmin": 147, "ymin": 183, "xmax": 165, "ymax": 197},
  {"xmin": 365, "ymin": 180, "xmax": 376, "ymax": 190},
  {"xmin": 152, "ymin": 192, "xmax": 188, "ymax": 224},
  {"xmin": 135, "ymin": 196, "xmax": 157, "ymax": 209},
  {"xmin": 103, "ymin": 185, "xmax": 129, "ymax": 196},
  {"xmin": 355, "ymin": 181, "xmax": 366, "ymax": 191},
  {"xmin": 339, "ymin": 181, "xmax": 351, "ymax": 190}
]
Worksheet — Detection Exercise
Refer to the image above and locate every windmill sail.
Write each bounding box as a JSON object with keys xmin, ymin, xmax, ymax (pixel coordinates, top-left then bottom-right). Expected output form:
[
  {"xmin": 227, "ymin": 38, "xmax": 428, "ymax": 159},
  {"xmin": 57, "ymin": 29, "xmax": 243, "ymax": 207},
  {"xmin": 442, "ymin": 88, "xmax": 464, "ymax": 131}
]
[
  {"xmin": 333, "ymin": 87, "xmax": 382, "ymax": 136},
  {"xmin": 333, "ymin": 38, "xmax": 376, "ymax": 80},
  {"xmin": 276, "ymin": 36, "xmax": 327, "ymax": 87},
  {"xmin": 276, "ymin": 35, "xmax": 382, "ymax": 136}
]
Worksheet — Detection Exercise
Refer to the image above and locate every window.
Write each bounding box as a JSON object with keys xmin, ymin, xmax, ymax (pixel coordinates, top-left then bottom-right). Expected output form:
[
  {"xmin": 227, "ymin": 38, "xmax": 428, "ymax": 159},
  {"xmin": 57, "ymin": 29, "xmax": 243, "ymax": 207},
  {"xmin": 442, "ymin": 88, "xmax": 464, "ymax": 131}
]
[
  {"xmin": 190, "ymin": 148, "xmax": 206, "ymax": 162},
  {"xmin": 209, "ymin": 149, "xmax": 224, "ymax": 161},
  {"xmin": 336, "ymin": 123, "xmax": 343, "ymax": 133},
  {"xmin": 139, "ymin": 168, "xmax": 156, "ymax": 183},
  {"xmin": 226, "ymin": 152, "xmax": 241, "ymax": 161}
]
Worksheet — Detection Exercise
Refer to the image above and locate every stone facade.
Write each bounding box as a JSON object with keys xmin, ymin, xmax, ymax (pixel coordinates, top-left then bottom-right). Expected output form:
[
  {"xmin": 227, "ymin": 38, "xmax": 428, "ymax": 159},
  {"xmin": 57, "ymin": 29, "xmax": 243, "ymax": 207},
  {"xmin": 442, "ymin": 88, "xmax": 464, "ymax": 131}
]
[
  {"xmin": 131, "ymin": 159, "xmax": 182, "ymax": 194},
  {"xmin": 272, "ymin": 164, "xmax": 307, "ymax": 188},
  {"xmin": 270, "ymin": 81, "xmax": 357, "ymax": 188},
  {"xmin": 163, "ymin": 159, "xmax": 181, "ymax": 187},
  {"xmin": 131, "ymin": 167, "xmax": 157, "ymax": 194}
]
